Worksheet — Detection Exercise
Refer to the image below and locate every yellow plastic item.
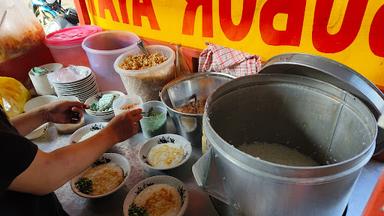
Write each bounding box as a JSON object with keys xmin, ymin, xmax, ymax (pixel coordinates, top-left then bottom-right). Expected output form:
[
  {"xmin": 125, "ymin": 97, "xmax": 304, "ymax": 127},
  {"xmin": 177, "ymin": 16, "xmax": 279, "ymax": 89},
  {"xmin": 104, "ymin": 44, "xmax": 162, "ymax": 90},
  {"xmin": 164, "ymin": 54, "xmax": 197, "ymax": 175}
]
[{"xmin": 0, "ymin": 76, "xmax": 30, "ymax": 117}]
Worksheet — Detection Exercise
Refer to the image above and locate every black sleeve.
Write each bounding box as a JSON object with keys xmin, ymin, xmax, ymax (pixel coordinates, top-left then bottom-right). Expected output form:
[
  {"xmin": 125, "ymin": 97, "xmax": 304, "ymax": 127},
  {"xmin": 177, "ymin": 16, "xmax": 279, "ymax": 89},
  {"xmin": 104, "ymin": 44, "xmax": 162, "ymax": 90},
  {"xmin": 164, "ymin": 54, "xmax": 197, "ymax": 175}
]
[{"xmin": 0, "ymin": 132, "xmax": 38, "ymax": 191}]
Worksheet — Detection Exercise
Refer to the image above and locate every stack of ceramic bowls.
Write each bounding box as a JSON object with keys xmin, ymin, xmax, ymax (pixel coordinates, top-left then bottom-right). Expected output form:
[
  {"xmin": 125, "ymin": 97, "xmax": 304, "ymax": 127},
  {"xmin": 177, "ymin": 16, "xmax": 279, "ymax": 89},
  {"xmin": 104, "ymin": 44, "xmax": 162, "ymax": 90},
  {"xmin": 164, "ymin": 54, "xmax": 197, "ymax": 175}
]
[{"xmin": 48, "ymin": 66, "xmax": 99, "ymax": 102}]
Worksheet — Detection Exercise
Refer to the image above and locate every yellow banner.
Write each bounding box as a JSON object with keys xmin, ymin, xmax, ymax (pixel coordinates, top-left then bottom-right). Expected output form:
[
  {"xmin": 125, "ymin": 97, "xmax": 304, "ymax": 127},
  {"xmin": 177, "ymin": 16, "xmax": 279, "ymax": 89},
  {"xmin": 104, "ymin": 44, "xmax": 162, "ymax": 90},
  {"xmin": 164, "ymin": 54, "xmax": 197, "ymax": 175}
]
[{"xmin": 84, "ymin": 0, "xmax": 384, "ymax": 88}]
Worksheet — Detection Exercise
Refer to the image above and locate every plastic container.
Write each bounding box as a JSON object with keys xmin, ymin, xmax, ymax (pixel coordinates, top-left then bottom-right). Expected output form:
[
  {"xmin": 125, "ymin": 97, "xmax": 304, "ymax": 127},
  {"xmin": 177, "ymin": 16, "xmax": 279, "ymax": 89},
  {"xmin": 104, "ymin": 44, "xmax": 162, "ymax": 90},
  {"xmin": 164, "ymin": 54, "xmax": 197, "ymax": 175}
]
[
  {"xmin": 82, "ymin": 31, "xmax": 140, "ymax": 92},
  {"xmin": 114, "ymin": 45, "xmax": 176, "ymax": 102},
  {"xmin": 140, "ymin": 101, "xmax": 167, "ymax": 138},
  {"xmin": 45, "ymin": 26, "xmax": 102, "ymax": 66}
]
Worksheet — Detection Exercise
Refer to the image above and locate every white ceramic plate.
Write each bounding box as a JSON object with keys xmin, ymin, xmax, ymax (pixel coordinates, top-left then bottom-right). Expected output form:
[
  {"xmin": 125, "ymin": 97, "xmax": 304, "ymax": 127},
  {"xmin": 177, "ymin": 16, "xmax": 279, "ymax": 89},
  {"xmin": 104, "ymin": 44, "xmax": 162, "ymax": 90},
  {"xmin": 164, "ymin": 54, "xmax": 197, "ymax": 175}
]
[
  {"xmin": 70, "ymin": 153, "xmax": 131, "ymax": 198},
  {"xmin": 69, "ymin": 122, "xmax": 108, "ymax": 143},
  {"xmin": 53, "ymin": 77, "xmax": 96, "ymax": 91},
  {"xmin": 138, "ymin": 134, "xmax": 192, "ymax": 171},
  {"xmin": 48, "ymin": 66, "xmax": 92, "ymax": 84},
  {"xmin": 123, "ymin": 175, "xmax": 188, "ymax": 216}
]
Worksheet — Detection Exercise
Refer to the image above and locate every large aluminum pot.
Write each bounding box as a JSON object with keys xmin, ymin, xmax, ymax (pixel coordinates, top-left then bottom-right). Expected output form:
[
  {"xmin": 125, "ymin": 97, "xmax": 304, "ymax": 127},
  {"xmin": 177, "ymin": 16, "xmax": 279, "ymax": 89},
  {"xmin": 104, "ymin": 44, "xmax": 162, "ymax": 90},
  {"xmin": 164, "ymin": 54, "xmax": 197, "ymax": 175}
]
[
  {"xmin": 193, "ymin": 74, "xmax": 377, "ymax": 216},
  {"xmin": 160, "ymin": 72, "xmax": 234, "ymax": 146}
]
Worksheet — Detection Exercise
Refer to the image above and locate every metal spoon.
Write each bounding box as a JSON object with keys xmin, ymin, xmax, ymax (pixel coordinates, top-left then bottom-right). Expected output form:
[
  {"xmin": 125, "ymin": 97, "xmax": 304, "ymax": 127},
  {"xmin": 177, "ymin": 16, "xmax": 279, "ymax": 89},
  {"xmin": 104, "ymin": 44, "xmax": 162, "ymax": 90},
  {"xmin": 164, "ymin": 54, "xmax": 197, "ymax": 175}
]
[
  {"xmin": 136, "ymin": 40, "xmax": 150, "ymax": 56},
  {"xmin": 0, "ymin": 10, "xmax": 7, "ymax": 28}
]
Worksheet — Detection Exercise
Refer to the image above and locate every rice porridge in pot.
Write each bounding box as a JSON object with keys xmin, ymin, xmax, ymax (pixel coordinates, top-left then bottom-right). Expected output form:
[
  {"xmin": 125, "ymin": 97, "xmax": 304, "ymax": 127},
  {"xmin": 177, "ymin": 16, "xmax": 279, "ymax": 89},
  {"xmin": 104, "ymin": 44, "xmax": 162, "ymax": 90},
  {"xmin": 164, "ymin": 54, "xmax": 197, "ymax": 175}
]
[{"xmin": 237, "ymin": 142, "xmax": 319, "ymax": 166}]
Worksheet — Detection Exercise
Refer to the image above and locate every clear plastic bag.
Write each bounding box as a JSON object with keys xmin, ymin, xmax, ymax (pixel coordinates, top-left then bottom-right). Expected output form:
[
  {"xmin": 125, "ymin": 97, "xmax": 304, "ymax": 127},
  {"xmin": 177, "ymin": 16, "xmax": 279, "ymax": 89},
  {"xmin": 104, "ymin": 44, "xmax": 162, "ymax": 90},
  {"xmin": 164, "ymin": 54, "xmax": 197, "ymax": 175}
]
[
  {"xmin": 0, "ymin": 0, "xmax": 45, "ymax": 62},
  {"xmin": 0, "ymin": 76, "xmax": 30, "ymax": 117}
]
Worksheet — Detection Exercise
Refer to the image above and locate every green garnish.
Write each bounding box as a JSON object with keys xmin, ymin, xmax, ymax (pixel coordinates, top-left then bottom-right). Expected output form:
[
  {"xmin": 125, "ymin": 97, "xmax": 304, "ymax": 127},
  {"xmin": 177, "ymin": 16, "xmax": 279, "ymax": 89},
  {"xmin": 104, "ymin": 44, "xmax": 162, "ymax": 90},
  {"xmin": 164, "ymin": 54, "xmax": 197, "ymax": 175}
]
[
  {"xmin": 142, "ymin": 107, "xmax": 160, "ymax": 117},
  {"xmin": 75, "ymin": 177, "xmax": 93, "ymax": 194},
  {"xmin": 90, "ymin": 124, "xmax": 104, "ymax": 131},
  {"xmin": 128, "ymin": 203, "xmax": 148, "ymax": 216},
  {"xmin": 158, "ymin": 136, "xmax": 175, "ymax": 144},
  {"xmin": 90, "ymin": 102, "xmax": 99, "ymax": 111},
  {"xmin": 92, "ymin": 157, "xmax": 111, "ymax": 167},
  {"xmin": 31, "ymin": 67, "xmax": 50, "ymax": 76}
]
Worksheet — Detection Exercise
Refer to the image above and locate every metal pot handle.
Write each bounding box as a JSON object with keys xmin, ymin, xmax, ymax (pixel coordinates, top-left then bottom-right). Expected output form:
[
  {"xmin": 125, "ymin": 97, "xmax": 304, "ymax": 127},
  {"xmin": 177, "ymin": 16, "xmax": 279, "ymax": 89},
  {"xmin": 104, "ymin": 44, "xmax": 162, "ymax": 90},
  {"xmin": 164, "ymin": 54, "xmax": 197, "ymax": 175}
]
[{"xmin": 192, "ymin": 148, "xmax": 230, "ymax": 205}]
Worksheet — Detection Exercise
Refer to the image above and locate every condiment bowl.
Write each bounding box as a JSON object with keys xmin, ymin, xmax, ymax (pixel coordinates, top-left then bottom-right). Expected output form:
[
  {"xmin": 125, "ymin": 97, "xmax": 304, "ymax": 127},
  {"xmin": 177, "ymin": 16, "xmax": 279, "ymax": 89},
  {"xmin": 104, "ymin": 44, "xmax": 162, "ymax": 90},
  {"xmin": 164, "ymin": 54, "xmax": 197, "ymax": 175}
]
[
  {"xmin": 84, "ymin": 91, "xmax": 124, "ymax": 120},
  {"xmin": 70, "ymin": 152, "xmax": 131, "ymax": 198},
  {"xmin": 112, "ymin": 94, "xmax": 143, "ymax": 116},
  {"xmin": 139, "ymin": 101, "xmax": 168, "ymax": 138},
  {"xmin": 138, "ymin": 134, "xmax": 192, "ymax": 171}
]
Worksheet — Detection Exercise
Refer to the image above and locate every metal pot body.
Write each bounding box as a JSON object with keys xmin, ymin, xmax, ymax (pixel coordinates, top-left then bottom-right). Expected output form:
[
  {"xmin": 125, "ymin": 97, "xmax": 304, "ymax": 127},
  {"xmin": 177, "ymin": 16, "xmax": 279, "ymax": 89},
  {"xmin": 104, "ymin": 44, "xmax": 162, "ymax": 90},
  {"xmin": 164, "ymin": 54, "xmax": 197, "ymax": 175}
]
[
  {"xmin": 193, "ymin": 74, "xmax": 377, "ymax": 216},
  {"xmin": 160, "ymin": 72, "xmax": 234, "ymax": 146}
]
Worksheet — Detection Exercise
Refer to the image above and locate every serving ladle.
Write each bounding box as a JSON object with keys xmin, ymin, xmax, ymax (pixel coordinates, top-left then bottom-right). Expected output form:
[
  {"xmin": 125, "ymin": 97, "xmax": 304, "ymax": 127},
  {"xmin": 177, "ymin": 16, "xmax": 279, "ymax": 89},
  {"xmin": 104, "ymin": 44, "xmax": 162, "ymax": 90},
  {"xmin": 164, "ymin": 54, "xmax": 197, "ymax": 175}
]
[{"xmin": 136, "ymin": 40, "xmax": 150, "ymax": 56}]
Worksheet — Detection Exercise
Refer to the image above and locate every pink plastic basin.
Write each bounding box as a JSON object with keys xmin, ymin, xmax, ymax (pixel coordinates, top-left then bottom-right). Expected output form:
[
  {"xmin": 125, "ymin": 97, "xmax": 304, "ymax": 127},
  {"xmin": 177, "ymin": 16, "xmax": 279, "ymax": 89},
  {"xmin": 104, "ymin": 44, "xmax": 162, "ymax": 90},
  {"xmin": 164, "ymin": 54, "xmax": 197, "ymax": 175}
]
[{"xmin": 45, "ymin": 25, "xmax": 102, "ymax": 66}]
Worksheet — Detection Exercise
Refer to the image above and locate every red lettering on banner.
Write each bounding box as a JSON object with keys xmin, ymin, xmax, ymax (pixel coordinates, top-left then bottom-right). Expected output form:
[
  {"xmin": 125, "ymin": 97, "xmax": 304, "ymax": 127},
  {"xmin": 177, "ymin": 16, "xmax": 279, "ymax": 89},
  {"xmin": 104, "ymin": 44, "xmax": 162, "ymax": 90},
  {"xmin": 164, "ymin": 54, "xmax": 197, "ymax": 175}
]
[
  {"xmin": 98, "ymin": 0, "xmax": 119, "ymax": 22},
  {"xmin": 219, "ymin": 0, "xmax": 256, "ymax": 41},
  {"xmin": 87, "ymin": 0, "xmax": 97, "ymax": 16},
  {"xmin": 182, "ymin": 0, "xmax": 213, "ymax": 37},
  {"xmin": 312, "ymin": 0, "xmax": 368, "ymax": 53},
  {"xmin": 118, "ymin": 0, "xmax": 129, "ymax": 24},
  {"xmin": 132, "ymin": 0, "xmax": 160, "ymax": 30},
  {"xmin": 259, "ymin": 0, "xmax": 306, "ymax": 46},
  {"xmin": 370, "ymin": 5, "xmax": 384, "ymax": 57}
]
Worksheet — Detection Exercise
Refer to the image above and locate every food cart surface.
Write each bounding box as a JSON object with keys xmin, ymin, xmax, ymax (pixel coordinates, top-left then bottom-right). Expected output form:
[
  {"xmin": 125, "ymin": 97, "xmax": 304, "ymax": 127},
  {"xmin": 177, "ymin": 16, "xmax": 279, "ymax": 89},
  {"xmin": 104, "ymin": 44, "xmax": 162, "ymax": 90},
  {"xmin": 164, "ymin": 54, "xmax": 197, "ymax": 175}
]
[{"xmin": 34, "ymin": 115, "xmax": 384, "ymax": 216}]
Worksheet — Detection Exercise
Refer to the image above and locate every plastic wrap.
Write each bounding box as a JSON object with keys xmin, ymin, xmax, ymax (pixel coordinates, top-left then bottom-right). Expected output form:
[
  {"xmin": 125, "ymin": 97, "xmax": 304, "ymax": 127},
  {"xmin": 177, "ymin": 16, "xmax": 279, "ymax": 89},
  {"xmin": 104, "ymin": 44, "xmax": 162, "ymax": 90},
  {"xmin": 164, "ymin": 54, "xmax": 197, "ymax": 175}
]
[
  {"xmin": 0, "ymin": 0, "xmax": 45, "ymax": 62},
  {"xmin": 0, "ymin": 0, "xmax": 53, "ymax": 83},
  {"xmin": 0, "ymin": 76, "xmax": 30, "ymax": 117}
]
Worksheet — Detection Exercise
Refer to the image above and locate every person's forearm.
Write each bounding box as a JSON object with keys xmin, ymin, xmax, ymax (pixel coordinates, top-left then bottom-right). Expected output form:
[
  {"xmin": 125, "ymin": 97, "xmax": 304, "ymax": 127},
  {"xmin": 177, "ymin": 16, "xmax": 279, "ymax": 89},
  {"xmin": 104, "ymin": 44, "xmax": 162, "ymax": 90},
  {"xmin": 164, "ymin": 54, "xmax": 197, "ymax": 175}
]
[
  {"xmin": 42, "ymin": 130, "xmax": 118, "ymax": 192},
  {"xmin": 10, "ymin": 108, "xmax": 48, "ymax": 136},
  {"xmin": 9, "ymin": 129, "xmax": 119, "ymax": 195}
]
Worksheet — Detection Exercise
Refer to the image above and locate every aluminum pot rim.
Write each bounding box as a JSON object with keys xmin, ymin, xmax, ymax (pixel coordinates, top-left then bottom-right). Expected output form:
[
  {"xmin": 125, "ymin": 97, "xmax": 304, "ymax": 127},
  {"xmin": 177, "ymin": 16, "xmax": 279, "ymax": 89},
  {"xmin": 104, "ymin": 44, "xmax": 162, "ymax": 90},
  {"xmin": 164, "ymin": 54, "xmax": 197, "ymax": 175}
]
[
  {"xmin": 261, "ymin": 53, "xmax": 384, "ymax": 155},
  {"xmin": 160, "ymin": 72, "xmax": 235, "ymax": 117},
  {"xmin": 204, "ymin": 74, "xmax": 377, "ymax": 172}
]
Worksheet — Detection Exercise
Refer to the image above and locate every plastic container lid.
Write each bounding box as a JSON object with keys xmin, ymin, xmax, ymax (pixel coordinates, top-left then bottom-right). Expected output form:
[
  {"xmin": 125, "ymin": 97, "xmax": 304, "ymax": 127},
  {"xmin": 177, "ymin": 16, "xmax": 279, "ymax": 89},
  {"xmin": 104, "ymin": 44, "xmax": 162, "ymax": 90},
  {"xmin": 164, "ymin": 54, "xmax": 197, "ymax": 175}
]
[{"xmin": 45, "ymin": 25, "xmax": 102, "ymax": 47}]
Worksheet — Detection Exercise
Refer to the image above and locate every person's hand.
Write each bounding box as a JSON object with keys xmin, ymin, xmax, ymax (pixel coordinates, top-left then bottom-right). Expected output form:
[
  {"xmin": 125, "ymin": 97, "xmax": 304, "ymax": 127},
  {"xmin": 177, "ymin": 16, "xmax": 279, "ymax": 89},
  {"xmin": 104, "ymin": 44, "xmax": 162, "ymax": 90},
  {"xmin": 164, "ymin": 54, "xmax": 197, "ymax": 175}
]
[
  {"xmin": 42, "ymin": 101, "xmax": 86, "ymax": 124},
  {"xmin": 103, "ymin": 108, "xmax": 142, "ymax": 143}
]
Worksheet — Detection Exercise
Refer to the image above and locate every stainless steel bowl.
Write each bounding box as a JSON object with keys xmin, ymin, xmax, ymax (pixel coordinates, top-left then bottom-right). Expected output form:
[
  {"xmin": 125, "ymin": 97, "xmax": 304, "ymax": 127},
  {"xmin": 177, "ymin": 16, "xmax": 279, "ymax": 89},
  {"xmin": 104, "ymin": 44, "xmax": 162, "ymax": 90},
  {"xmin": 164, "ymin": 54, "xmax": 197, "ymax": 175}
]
[{"xmin": 160, "ymin": 72, "xmax": 234, "ymax": 146}]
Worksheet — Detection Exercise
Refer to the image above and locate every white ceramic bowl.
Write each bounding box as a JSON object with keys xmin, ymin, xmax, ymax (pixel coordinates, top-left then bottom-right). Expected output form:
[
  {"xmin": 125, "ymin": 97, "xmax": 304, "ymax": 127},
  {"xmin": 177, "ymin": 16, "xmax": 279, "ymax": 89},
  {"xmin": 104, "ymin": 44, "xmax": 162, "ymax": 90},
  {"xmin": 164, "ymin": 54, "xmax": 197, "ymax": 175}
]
[
  {"xmin": 70, "ymin": 153, "xmax": 131, "ymax": 198},
  {"xmin": 24, "ymin": 95, "xmax": 58, "ymax": 140},
  {"xmin": 24, "ymin": 95, "xmax": 59, "ymax": 112},
  {"xmin": 69, "ymin": 122, "xmax": 108, "ymax": 143},
  {"xmin": 85, "ymin": 91, "xmax": 124, "ymax": 120},
  {"xmin": 123, "ymin": 175, "xmax": 188, "ymax": 216},
  {"xmin": 112, "ymin": 94, "xmax": 143, "ymax": 116},
  {"xmin": 40, "ymin": 63, "xmax": 63, "ymax": 73},
  {"xmin": 138, "ymin": 134, "xmax": 192, "ymax": 171},
  {"xmin": 29, "ymin": 63, "xmax": 63, "ymax": 95}
]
